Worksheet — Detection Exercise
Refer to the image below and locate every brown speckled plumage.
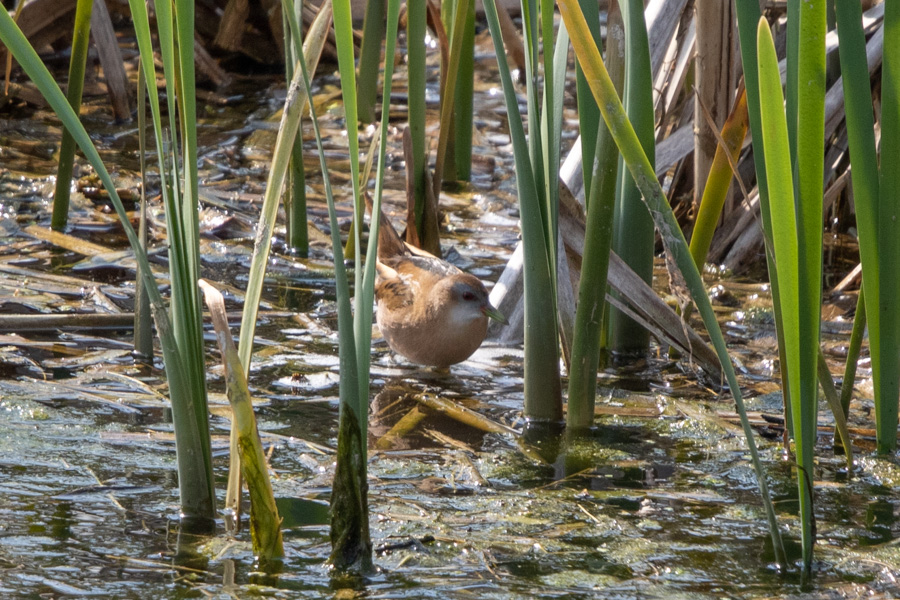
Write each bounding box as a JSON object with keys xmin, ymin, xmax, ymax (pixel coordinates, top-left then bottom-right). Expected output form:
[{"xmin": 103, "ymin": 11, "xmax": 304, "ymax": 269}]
[{"xmin": 372, "ymin": 208, "xmax": 506, "ymax": 368}]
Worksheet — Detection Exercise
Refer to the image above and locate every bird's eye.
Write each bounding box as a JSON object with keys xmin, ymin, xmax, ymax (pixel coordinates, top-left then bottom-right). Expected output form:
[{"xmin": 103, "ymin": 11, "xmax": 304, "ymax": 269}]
[{"xmin": 462, "ymin": 290, "xmax": 477, "ymax": 301}]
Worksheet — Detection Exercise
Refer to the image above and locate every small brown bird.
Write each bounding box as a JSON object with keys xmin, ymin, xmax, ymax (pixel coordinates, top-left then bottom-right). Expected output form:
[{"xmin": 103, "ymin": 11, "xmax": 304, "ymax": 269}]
[{"xmin": 371, "ymin": 204, "xmax": 507, "ymax": 368}]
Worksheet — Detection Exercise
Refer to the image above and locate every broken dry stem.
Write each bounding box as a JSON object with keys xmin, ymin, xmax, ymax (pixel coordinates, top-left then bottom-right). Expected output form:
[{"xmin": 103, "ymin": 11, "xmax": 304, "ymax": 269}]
[{"xmin": 199, "ymin": 280, "xmax": 284, "ymax": 560}]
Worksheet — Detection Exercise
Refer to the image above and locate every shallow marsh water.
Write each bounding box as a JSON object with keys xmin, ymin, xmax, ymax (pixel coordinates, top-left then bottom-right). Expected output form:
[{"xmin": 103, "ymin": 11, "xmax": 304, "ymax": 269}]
[{"xmin": 0, "ymin": 28, "xmax": 899, "ymax": 600}]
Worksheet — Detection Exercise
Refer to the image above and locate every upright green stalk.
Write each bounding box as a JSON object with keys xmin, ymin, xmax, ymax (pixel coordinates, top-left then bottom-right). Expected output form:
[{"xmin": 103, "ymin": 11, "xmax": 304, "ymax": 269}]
[
  {"xmin": 607, "ymin": 0, "xmax": 654, "ymax": 356},
  {"xmin": 433, "ymin": 0, "xmax": 473, "ymax": 198},
  {"xmin": 51, "ymin": 0, "xmax": 93, "ymax": 231},
  {"xmin": 440, "ymin": 0, "xmax": 475, "ymax": 182},
  {"xmin": 128, "ymin": 0, "xmax": 215, "ymax": 525},
  {"xmin": 566, "ymin": 52, "xmax": 623, "ymax": 428},
  {"xmin": 332, "ymin": 0, "xmax": 365, "ymax": 407},
  {"xmin": 328, "ymin": 0, "xmax": 369, "ymax": 569},
  {"xmin": 358, "ymin": 0, "xmax": 402, "ymax": 438},
  {"xmin": 794, "ymin": 0, "xmax": 826, "ymax": 436},
  {"xmin": 407, "ymin": 0, "xmax": 427, "ymax": 232},
  {"xmin": 785, "ymin": 0, "xmax": 799, "ymax": 156},
  {"xmin": 575, "ymin": 0, "xmax": 602, "ymax": 201},
  {"xmin": 176, "ymin": 0, "xmax": 214, "ymax": 525},
  {"xmin": 356, "ymin": 0, "xmax": 385, "ymax": 124},
  {"xmin": 484, "ymin": 0, "xmax": 562, "ymax": 423},
  {"xmin": 542, "ymin": 0, "xmax": 566, "ymax": 271},
  {"xmin": 134, "ymin": 65, "xmax": 153, "ymax": 362},
  {"xmin": 284, "ymin": 0, "xmax": 309, "ymax": 256},
  {"xmin": 304, "ymin": 51, "xmax": 366, "ymax": 567},
  {"xmin": 875, "ymin": 0, "xmax": 900, "ymax": 453},
  {"xmin": 451, "ymin": 0, "xmax": 474, "ymax": 182},
  {"xmin": 327, "ymin": 0, "xmax": 402, "ymax": 569},
  {"xmin": 734, "ymin": 0, "xmax": 794, "ymax": 440},
  {"xmin": 794, "ymin": 0, "xmax": 826, "ymax": 572},
  {"xmin": 558, "ymin": 0, "xmax": 786, "ymax": 568},
  {"xmin": 286, "ymin": 133, "xmax": 308, "ymax": 253},
  {"xmin": 522, "ymin": 0, "xmax": 546, "ymax": 226},
  {"xmin": 0, "ymin": 5, "xmax": 215, "ymax": 526},
  {"xmin": 757, "ymin": 13, "xmax": 824, "ymax": 573}
]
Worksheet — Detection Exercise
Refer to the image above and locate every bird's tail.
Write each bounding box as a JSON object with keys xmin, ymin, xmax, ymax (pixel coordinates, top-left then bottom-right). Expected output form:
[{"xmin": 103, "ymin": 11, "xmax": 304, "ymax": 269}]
[{"xmin": 364, "ymin": 192, "xmax": 409, "ymax": 260}]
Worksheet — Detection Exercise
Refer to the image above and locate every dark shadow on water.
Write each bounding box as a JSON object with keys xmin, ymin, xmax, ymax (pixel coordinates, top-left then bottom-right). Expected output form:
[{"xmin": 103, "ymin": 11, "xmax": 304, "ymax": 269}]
[
  {"xmin": 521, "ymin": 420, "xmax": 565, "ymax": 463},
  {"xmin": 174, "ymin": 526, "xmax": 213, "ymax": 572},
  {"xmin": 861, "ymin": 498, "xmax": 896, "ymax": 545},
  {"xmin": 506, "ymin": 423, "xmax": 676, "ymax": 492}
]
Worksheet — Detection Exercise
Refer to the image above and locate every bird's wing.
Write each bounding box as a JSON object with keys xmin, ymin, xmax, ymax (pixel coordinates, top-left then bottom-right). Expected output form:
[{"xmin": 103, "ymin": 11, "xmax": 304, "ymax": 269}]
[
  {"xmin": 375, "ymin": 258, "xmax": 415, "ymax": 311},
  {"xmin": 392, "ymin": 255, "xmax": 462, "ymax": 281},
  {"xmin": 376, "ymin": 255, "xmax": 462, "ymax": 311}
]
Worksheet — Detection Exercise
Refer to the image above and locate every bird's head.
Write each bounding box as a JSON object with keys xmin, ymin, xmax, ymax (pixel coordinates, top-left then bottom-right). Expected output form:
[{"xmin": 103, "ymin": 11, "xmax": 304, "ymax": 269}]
[{"xmin": 443, "ymin": 275, "xmax": 508, "ymax": 326}]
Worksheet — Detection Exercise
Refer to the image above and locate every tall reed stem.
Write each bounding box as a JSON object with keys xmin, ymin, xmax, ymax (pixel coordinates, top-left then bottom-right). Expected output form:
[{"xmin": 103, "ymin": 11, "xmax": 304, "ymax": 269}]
[
  {"xmin": 51, "ymin": 0, "xmax": 93, "ymax": 231},
  {"xmin": 607, "ymin": 0, "xmax": 654, "ymax": 357}
]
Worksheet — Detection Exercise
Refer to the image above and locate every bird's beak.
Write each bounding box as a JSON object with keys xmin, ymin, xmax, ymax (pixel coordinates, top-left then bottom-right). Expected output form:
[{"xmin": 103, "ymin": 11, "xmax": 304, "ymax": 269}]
[{"xmin": 482, "ymin": 302, "xmax": 508, "ymax": 325}]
